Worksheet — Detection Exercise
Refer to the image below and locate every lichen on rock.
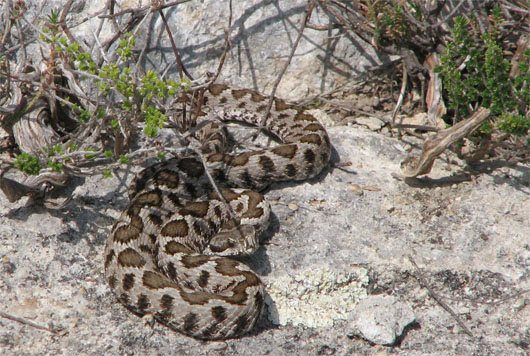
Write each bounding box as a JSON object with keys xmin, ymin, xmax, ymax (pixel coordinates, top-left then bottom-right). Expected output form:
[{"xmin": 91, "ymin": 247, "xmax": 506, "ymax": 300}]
[{"xmin": 265, "ymin": 265, "xmax": 369, "ymax": 328}]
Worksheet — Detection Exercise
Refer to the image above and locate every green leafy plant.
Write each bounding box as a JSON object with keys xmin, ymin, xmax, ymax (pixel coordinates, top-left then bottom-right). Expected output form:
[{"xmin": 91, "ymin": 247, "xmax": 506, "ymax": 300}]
[
  {"xmin": 436, "ymin": 6, "xmax": 530, "ymax": 137},
  {"xmin": 47, "ymin": 160, "xmax": 64, "ymax": 173},
  {"xmin": 10, "ymin": 7, "xmax": 194, "ymax": 177},
  {"xmin": 364, "ymin": 0, "xmax": 411, "ymax": 47},
  {"xmin": 14, "ymin": 153, "xmax": 42, "ymax": 175}
]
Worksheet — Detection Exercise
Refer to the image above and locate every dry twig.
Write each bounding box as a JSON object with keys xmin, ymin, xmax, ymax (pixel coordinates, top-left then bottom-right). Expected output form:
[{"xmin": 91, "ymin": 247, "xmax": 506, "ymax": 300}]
[
  {"xmin": 399, "ymin": 107, "xmax": 491, "ymax": 178},
  {"xmin": 408, "ymin": 255, "xmax": 473, "ymax": 338},
  {"xmin": 0, "ymin": 311, "xmax": 65, "ymax": 335},
  {"xmin": 259, "ymin": 1, "xmax": 316, "ymax": 129}
]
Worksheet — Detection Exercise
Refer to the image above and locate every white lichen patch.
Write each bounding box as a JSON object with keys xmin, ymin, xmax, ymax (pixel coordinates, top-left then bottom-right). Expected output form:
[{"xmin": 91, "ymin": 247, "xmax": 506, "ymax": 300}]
[{"xmin": 265, "ymin": 265, "xmax": 369, "ymax": 328}]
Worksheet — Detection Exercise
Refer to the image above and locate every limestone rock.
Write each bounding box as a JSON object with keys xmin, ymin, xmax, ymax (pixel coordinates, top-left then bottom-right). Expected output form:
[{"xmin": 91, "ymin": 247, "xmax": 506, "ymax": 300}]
[{"xmin": 349, "ymin": 295, "xmax": 416, "ymax": 345}]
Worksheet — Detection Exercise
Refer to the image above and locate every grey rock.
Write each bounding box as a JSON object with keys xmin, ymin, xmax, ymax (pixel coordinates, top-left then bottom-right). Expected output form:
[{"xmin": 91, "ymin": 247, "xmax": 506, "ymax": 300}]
[
  {"xmin": 2, "ymin": 1, "xmax": 530, "ymax": 355},
  {"xmin": 1, "ymin": 125, "xmax": 529, "ymax": 356},
  {"xmin": 355, "ymin": 116, "xmax": 386, "ymax": 131},
  {"xmin": 349, "ymin": 295, "xmax": 416, "ymax": 345},
  {"xmin": 23, "ymin": 0, "xmax": 384, "ymax": 101}
]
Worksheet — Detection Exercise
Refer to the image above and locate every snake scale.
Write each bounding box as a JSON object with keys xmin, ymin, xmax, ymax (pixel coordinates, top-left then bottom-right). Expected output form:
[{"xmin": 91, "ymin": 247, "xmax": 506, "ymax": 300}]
[{"xmin": 104, "ymin": 84, "xmax": 331, "ymax": 339}]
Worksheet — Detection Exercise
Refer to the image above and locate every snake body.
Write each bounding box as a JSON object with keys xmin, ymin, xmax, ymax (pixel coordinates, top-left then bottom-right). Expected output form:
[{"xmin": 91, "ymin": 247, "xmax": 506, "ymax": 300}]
[{"xmin": 104, "ymin": 84, "xmax": 331, "ymax": 339}]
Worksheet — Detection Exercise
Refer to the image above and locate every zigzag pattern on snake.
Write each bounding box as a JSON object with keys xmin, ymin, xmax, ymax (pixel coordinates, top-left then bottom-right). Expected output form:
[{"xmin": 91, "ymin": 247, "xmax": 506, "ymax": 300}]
[{"xmin": 104, "ymin": 84, "xmax": 331, "ymax": 339}]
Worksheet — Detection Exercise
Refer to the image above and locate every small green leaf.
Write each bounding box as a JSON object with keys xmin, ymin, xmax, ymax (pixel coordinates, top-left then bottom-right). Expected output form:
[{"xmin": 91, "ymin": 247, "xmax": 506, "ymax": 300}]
[
  {"xmin": 119, "ymin": 155, "xmax": 129, "ymax": 164},
  {"xmin": 14, "ymin": 153, "xmax": 42, "ymax": 175},
  {"xmin": 85, "ymin": 148, "xmax": 96, "ymax": 160}
]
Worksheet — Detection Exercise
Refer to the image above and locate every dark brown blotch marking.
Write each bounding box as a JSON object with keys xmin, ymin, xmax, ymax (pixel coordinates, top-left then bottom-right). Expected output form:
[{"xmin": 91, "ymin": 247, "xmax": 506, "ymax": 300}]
[
  {"xmin": 208, "ymin": 189, "xmax": 241, "ymax": 201},
  {"xmin": 152, "ymin": 243, "xmax": 160, "ymax": 260},
  {"xmin": 183, "ymin": 279, "xmax": 194, "ymax": 290},
  {"xmin": 256, "ymin": 105, "xmax": 267, "ymax": 113},
  {"xmin": 119, "ymin": 293, "xmax": 130, "ymax": 305},
  {"xmin": 139, "ymin": 244, "xmax": 152, "ymax": 254},
  {"xmin": 105, "ymin": 249, "xmax": 115, "ymax": 269},
  {"xmin": 155, "ymin": 170, "xmax": 180, "ymax": 189},
  {"xmin": 209, "ymin": 235, "xmax": 235, "ymax": 253},
  {"xmin": 185, "ymin": 182, "xmax": 197, "ymax": 197},
  {"xmin": 213, "ymin": 205, "xmax": 222, "ymax": 218},
  {"xmin": 219, "ymin": 96, "xmax": 227, "ymax": 104},
  {"xmin": 113, "ymin": 217, "xmax": 143, "ymax": 244},
  {"xmin": 137, "ymin": 294, "xmax": 150, "ymax": 312},
  {"xmin": 300, "ymin": 133, "xmax": 322, "ymax": 146},
  {"xmin": 207, "ymin": 130, "xmax": 225, "ymax": 142},
  {"xmin": 177, "ymin": 157, "xmax": 204, "ymax": 178},
  {"xmin": 181, "ymin": 255, "xmax": 211, "ymax": 269},
  {"xmin": 108, "ymin": 275, "xmax": 117, "ymax": 290},
  {"xmin": 294, "ymin": 111, "xmax": 316, "ymax": 122},
  {"xmin": 274, "ymin": 99, "xmax": 294, "ymax": 111},
  {"xmin": 207, "ymin": 153, "xmax": 223, "ymax": 163},
  {"xmin": 231, "ymin": 88, "xmax": 265, "ymax": 103},
  {"xmin": 237, "ymin": 101, "xmax": 246, "ymax": 109},
  {"xmin": 201, "ymin": 323, "xmax": 220, "ymax": 339},
  {"xmin": 285, "ymin": 164, "xmax": 297, "ymax": 177},
  {"xmin": 207, "ymin": 218, "xmax": 217, "ymax": 232},
  {"xmin": 235, "ymin": 202, "xmax": 244, "ymax": 213},
  {"xmin": 211, "ymin": 305, "xmax": 227, "ymax": 322},
  {"xmin": 271, "ymin": 144, "xmax": 297, "ymax": 159},
  {"xmin": 160, "ymin": 294, "xmax": 174, "ymax": 311},
  {"xmin": 220, "ymin": 219, "xmax": 236, "ymax": 231},
  {"xmin": 117, "ymin": 248, "xmax": 146, "ymax": 268},
  {"xmin": 214, "ymin": 258, "xmax": 262, "ymax": 305},
  {"xmin": 258, "ymin": 155, "xmax": 275, "ymax": 173},
  {"xmin": 142, "ymin": 271, "xmax": 179, "ymax": 290},
  {"xmin": 183, "ymin": 312, "xmax": 199, "ymax": 333},
  {"xmin": 242, "ymin": 191, "xmax": 265, "ymax": 220},
  {"xmin": 180, "ymin": 201, "xmax": 209, "ymax": 218},
  {"xmin": 192, "ymin": 221, "xmax": 204, "ymax": 237},
  {"xmin": 148, "ymin": 213, "xmax": 163, "ymax": 226},
  {"xmin": 231, "ymin": 89, "xmax": 249, "ymax": 99},
  {"xmin": 122, "ymin": 273, "xmax": 135, "ymax": 291},
  {"xmin": 157, "ymin": 294, "xmax": 174, "ymax": 322},
  {"xmin": 304, "ymin": 149, "xmax": 316, "ymax": 164},
  {"xmin": 156, "ymin": 311, "xmax": 170, "ymax": 324},
  {"xmin": 197, "ymin": 270, "xmax": 210, "ymax": 288},
  {"xmin": 304, "ymin": 123, "xmax": 324, "ymax": 132},
  {"xmin": 167, "ymin": 192, "xmax": 181, "ymax": 207},
  {"xmin": 149, "ymin": 234, "xmax": 157, "ymax": 245},
  {"xmin": 165, "ymin": 240, "xmax": 193, "ymax": 255},
  {"xmin": 129, "ymin": 178, "xmax": 146, "ymax": 198},
  {"xmin": 134, "ymin": 189, "xmax": 162, "ymax": 207},
  {"xmin": 239, "ymin": 169, "xmax": 253, "ymax": 187},
  {"xmin": 166, "ymin": 262, "xmax": 177, "ymax": 280},
  {"xmin": 229, "ymin": 151, "xmax": 262, "ymax": 167},
  {"xmin": 227, "ymin": 152, "xmax": 249, "ymax": 167},
  {"xmin": 250, "ymin": 91, "xmax": 265, "ymax": 102},
  {"xmin": 130, "ymin": 215, "xmax": 144, "ymax": 231},
  {"xmin": 255, "ymin": 291, "xmax": 264, "ymax": 312},
  {"xmin": 161, "ymin": 219, "xmax": 189, "ymax": 237},
  {"xmin": 208, "ymin": 83, "xmax": 229, "ymax": 95}
]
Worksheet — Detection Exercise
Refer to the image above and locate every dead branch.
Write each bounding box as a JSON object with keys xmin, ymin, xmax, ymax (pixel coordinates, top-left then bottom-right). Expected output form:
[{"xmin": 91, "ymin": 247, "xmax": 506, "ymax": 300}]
[
  {"xmin": 399, "ymin": 107, "xmax": 491, "ymax": 178},
  {"xmin": 408, "ymin": 255, "xmax": 473, "ymax": 338},
  {"xmin": 259, "ymin": 1, "xmax": 316, "ymax": 128},
  {"xmin": 0, "ymin": 311, "xmax": 65, "ymax": 335},
  {"xmin": 158, "ymin": 7, "xmax": 193, "ymax": 81}
]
